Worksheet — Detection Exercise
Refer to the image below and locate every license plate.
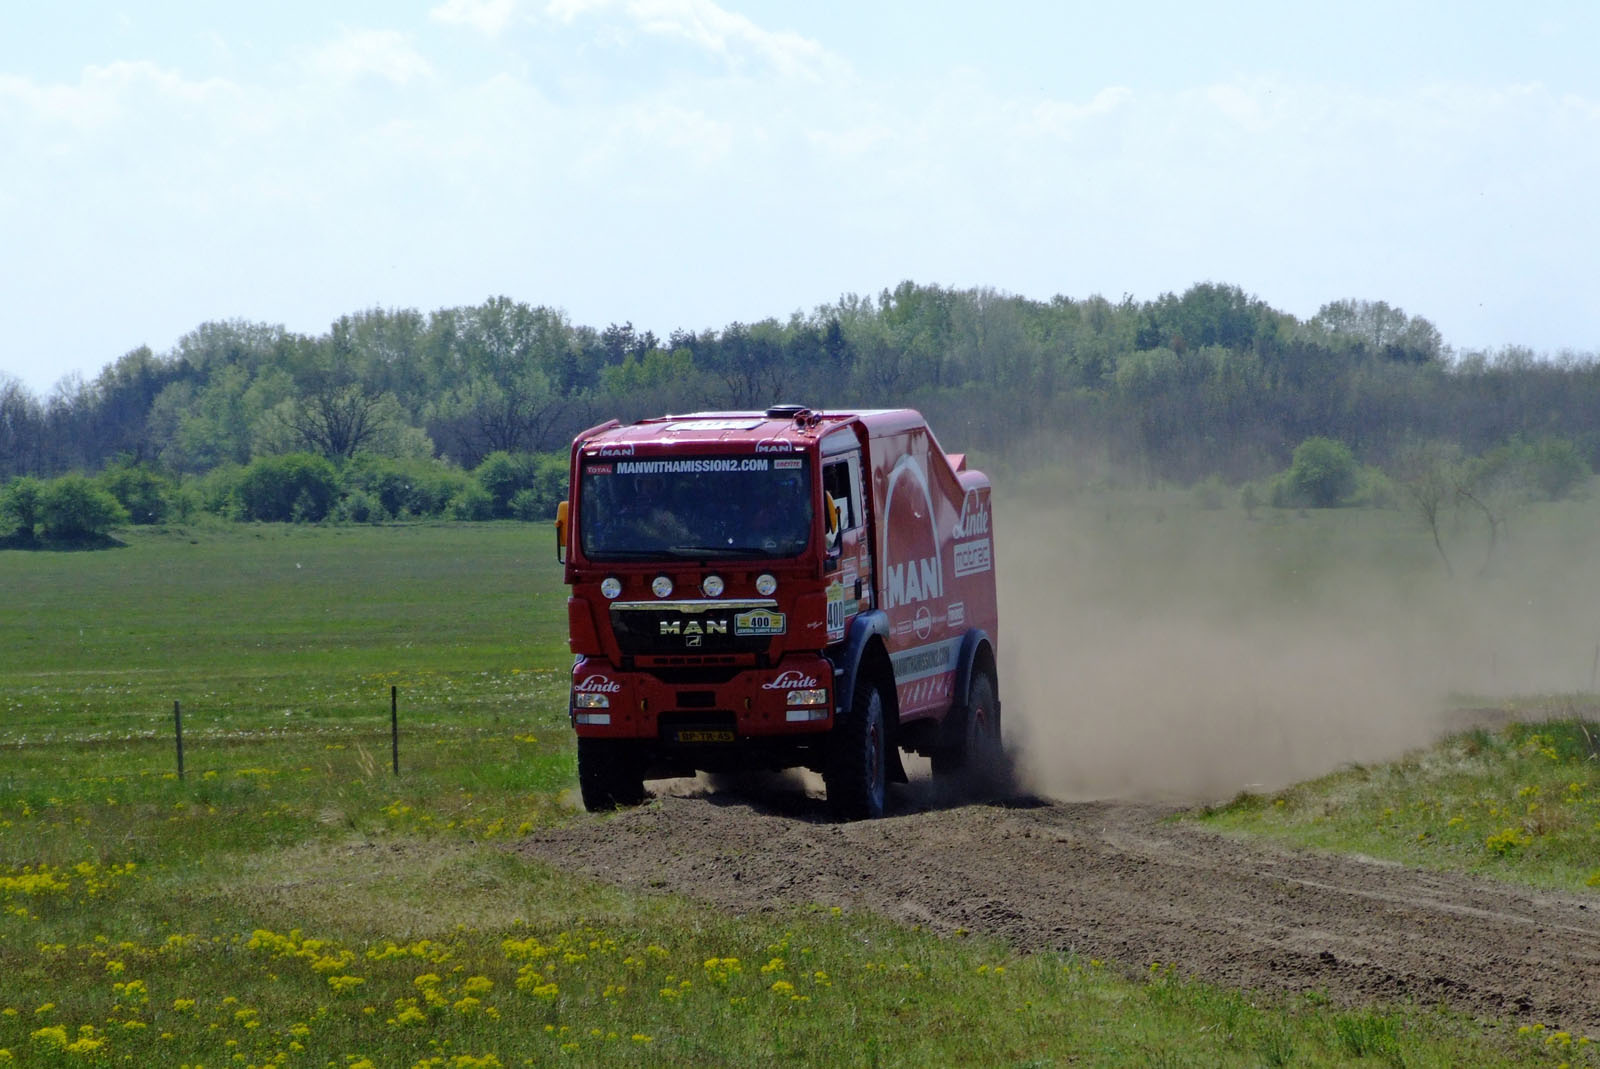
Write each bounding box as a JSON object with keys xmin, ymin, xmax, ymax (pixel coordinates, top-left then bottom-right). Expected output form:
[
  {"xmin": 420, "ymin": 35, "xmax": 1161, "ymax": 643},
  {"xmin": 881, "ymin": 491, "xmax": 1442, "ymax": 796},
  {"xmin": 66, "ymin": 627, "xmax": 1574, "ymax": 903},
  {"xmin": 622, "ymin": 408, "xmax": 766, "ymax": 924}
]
[{"xmin": 677, "ymin": 729, "xmax": 735, "ymax": 743}]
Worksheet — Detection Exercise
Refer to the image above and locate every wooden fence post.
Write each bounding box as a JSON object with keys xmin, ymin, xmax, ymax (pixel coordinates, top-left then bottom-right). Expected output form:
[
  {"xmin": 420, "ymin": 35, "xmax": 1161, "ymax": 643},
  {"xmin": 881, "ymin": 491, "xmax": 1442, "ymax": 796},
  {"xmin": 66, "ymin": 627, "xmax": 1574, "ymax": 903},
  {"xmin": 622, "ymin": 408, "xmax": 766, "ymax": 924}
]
[
  {"xmin": 174, "ymin": 700, "xmax": 185, "ymax": 780},
  {"xmin": 391, "ymin": 685, "xmax": 400, "ymax": 776}
]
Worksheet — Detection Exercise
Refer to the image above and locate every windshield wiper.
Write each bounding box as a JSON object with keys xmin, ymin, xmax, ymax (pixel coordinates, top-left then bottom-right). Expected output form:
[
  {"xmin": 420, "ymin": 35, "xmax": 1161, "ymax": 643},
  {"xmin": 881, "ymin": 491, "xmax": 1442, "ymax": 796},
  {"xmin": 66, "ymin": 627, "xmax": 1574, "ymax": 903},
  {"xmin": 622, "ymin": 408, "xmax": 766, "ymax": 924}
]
[
  {"xmin": 591, "ymin": 545, "xmax": 782, "ymax": 560},
  {"xmin": 665, "ymin": 545, "xmax": 750, "ymax": 558}
]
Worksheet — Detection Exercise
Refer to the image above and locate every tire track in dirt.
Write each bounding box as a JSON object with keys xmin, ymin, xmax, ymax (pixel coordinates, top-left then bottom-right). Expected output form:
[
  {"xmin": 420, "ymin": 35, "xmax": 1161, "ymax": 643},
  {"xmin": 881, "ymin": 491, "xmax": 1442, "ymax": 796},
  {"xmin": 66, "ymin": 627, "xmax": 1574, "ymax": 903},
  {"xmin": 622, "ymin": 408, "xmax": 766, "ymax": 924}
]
[{"xmin": 519, "ymin": 782, "xmax": 1600, "ymax": 1035}]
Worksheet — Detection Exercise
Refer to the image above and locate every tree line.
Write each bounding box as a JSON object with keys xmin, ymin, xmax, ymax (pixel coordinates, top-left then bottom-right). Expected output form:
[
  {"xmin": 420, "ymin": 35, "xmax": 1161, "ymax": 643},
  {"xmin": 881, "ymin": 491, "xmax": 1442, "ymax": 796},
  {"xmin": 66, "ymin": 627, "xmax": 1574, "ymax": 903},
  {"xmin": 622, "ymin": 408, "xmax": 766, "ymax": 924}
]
[{"xmin": 2, "ymin": 281, "xmax": 1597, "ymax": 537}]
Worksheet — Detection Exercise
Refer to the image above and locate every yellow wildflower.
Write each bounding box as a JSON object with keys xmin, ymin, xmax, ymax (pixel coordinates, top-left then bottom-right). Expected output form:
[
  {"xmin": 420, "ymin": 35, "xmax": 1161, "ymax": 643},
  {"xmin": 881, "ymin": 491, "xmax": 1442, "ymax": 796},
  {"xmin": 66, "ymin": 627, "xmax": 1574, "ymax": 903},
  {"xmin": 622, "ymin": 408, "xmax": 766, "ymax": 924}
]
[
  {"xmin": 29, "ymin": 1026, "xmax": 68, "ymax": 1048},
  {"xmin": 394, "ymin": 1005, "xmax": 426, "ymax": 1027}
]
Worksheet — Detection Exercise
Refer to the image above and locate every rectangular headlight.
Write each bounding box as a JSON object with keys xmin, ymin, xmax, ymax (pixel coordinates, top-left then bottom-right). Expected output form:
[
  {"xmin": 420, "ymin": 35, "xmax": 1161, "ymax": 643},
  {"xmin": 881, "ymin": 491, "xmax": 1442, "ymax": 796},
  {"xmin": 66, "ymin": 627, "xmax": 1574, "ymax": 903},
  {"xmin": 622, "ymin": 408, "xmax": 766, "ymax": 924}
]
[
  {"xmin": 785, "ymin": 708, "xmax": 828, "ymax": 723},
  {"xmin": 575, "ymin": 712, "xmax": 611, "ymax": 726},
  {"xmin": 574, "ymin": 692, "xmax": 610, "ymax": 709},
  {"xmin": 786, "ymin": 688, "xmax": 828, "ymax": 707}
]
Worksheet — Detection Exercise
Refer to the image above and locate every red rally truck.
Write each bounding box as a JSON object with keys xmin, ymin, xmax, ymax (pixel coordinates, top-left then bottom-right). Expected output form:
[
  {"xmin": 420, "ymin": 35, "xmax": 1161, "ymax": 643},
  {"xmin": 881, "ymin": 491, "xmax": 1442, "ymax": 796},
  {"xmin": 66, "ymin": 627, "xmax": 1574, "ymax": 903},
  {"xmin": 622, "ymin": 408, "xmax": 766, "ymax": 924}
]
[{"xmin": 555, "ymin": 404, "xmax": 1000, "ymax": 820}]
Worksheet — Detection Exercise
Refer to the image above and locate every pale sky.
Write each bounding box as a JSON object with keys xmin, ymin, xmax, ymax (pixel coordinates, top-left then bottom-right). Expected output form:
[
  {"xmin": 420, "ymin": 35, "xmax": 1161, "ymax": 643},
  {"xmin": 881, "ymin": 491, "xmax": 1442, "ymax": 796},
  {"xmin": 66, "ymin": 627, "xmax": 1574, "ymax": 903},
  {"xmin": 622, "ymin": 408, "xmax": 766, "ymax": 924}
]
[{"xmin": 3, "ymin": 1, "xmax": 1598, "ymax": 396}]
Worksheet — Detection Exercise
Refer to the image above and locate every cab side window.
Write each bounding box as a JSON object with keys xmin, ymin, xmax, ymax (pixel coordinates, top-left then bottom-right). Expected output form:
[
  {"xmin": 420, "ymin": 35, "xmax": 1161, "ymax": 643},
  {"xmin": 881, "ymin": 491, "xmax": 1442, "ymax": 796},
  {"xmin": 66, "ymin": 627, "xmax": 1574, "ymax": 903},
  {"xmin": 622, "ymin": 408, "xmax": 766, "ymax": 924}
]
[{"xmin": 822, "ymin": 454, "xmax": 863, "ymax": 534}]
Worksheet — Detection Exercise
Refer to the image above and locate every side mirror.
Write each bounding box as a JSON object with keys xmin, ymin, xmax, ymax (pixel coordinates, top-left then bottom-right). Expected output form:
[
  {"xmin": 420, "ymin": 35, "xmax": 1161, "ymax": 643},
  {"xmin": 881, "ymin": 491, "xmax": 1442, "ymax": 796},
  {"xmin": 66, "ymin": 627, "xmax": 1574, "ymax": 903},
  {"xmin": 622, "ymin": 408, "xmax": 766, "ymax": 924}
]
[{"xmin": 555, "ymin": 500, "xmax": 569, "ymax": 563}]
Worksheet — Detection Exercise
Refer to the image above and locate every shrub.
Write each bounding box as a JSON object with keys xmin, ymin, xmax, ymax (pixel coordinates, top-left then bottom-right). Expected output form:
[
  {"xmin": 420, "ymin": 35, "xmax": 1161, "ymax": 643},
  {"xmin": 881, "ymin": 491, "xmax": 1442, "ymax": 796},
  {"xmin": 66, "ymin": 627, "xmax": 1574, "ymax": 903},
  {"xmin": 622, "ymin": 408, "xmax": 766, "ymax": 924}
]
[
  {"xmin": 38, "ymin": 475, "xmax": 129, "ymax": 539},
  {"xmin": 1286, "ymin": 437, "xmax": 1358, "ymax": 508},
  {"xmin": 530, "ymin": 453, "xmax": 569, "ymax": 514},
  {"xmin": 185, "ymin": 465, "xmax": 246, "ymax": 519},
  {"xmin": 1468, "ymin": 436, "xmax": 1590, "ymax": 506},
  {"xmin": 1355, "ymin": 466, "xmax": 1397, "ymax": 509},
  {"xmin": 237, "ymin": 453, "xmax": 339, "ymax": 522},
  {"xmin": 163, "ymin": 483, "xmax": 204, "ymax": 523},
  {"xmin": 98, "ymin": 463, "xmax": 173, "ymax": 524},
  {"xmin": 508, "ymin": 454, "xmax": 569, "ymax": 521},
  {"xmin": 449, "ymin": 483, "xmax": 494, "ymax": 521},
  {"xmin": 341, "ymin": 456, "xmax": 471, "ymax": 519},
  {"xmin": 336, "ymin": 489, "xmax": 388, "ymax": 524},
  {"xmin": 1526, "ymin": 437, "xmax": 1588, "ymax": 501},
  {"xmin": 473, "ymin": 451, "xmax": 568, "ymax": 520},
  {"xmin": 0, "ymin": 476, "xmax": 45, "ymax": 536},
  {"xmin": 407, "ymin": 465, "xmax": 474, "ymax": 517},
  {"xmin": 1193, "ymin": 475, "xmax": 1226, "ymax": 510},
  {"xmin": 509, "ymin": 488, "xmax": 543, "ymax": 521},
  {"xmin": 474, "ymin": 451, "xmax": 532, "ymax": 519}
]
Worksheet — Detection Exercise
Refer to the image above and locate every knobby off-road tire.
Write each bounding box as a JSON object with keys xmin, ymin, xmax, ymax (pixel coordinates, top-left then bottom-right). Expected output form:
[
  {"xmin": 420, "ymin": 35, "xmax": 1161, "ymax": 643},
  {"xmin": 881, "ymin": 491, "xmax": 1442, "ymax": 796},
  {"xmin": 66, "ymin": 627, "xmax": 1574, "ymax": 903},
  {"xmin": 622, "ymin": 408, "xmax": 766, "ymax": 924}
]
[
  {"xmin": 825, "ymin": 677, "xmax": 888, "ymax": 821},
  {"xmin": 931, "ymin": 673, "xmax": 1004, "ymax": 797},
  {"xmin": 577, "ymin": 738, "xmax": 648, "ymax": 812}
]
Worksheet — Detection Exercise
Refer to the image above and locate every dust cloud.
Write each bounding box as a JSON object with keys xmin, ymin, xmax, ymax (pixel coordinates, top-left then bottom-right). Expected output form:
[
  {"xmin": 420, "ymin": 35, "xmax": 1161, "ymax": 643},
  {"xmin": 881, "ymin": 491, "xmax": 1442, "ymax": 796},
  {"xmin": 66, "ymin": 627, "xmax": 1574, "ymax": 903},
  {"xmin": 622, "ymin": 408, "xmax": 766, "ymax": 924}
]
[{"xmin": 996, "ymin": 489, "xmax": 1600, "ymax": 804}]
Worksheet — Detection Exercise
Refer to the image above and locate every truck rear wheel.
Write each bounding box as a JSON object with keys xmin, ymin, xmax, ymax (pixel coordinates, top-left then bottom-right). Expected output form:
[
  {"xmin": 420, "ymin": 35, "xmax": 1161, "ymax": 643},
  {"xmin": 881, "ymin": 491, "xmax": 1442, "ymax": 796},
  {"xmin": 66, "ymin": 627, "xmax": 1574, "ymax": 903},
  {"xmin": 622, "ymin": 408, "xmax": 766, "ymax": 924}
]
[
  {"xmin": 825, "ymin": 676, "xmax": 888, "ymax": 820},
  {"xmin": 577, "ymin": 738, "xmax": 648, "ymax": 811},
  {"xmin": 932, "ymin": 672, "xmax": 1004, "ymax": 794}
]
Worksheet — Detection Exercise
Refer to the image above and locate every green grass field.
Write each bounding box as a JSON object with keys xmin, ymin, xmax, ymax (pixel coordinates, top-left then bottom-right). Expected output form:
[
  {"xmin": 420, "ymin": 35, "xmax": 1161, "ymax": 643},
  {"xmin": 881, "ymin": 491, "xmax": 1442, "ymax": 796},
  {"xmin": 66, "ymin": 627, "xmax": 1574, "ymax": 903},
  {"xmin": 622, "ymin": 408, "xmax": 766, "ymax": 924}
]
[
  {"xmin": 1197, "ymin": 710, "xmax": 1600, "ymax": 892},
  {"xmin": 2, "ymin": 519, "xmax": 1596, "ymax": 1066}
]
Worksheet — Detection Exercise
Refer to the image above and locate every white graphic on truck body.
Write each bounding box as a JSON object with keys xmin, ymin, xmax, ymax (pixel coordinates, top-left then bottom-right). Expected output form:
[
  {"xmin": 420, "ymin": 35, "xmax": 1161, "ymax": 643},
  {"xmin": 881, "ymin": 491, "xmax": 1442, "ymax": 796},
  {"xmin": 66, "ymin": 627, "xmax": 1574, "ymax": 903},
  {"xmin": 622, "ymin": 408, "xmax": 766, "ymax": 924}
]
[{"xmin": 882, "ymin": 454, "xmax": 943, "ymax": 610}]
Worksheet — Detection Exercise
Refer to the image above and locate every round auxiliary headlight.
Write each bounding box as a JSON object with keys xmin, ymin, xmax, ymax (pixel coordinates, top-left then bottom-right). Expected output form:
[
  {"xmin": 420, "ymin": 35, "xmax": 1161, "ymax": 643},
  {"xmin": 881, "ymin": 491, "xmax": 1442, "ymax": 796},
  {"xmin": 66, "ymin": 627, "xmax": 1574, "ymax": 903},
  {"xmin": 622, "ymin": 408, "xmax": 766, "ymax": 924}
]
[
  {"xmin": 701, "ymin": 575, "xmax": 724, "ymax": 597},
  {"xmin": 651, "ymin": 575, "xmax": 674, "ymax": 599},
  {"xmin": 600, "ymin": 577, "xmax": 622, "ymax": 600},
  {"xmin": 755, "ymin": 573, "xmax": 778, "ymax": 596}
]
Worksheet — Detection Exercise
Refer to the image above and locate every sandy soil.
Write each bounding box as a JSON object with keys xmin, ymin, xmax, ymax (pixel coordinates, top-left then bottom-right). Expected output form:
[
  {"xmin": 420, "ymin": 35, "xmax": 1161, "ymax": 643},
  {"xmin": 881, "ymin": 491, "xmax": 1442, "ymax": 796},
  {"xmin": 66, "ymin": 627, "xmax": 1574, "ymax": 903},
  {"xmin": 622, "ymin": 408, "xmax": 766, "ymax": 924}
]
[{"xmin": 520, "ymin": 777, "xmax": 1600, "ymax": 1036}]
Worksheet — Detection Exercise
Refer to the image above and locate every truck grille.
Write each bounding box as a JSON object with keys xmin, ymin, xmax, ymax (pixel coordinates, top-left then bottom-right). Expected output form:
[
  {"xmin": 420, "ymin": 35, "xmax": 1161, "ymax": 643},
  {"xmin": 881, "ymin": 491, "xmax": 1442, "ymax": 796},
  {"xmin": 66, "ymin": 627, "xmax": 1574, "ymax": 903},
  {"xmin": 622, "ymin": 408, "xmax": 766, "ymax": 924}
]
[{"xmin": 610, "ymin": 599, "xmax": 783, "ymax": 657}]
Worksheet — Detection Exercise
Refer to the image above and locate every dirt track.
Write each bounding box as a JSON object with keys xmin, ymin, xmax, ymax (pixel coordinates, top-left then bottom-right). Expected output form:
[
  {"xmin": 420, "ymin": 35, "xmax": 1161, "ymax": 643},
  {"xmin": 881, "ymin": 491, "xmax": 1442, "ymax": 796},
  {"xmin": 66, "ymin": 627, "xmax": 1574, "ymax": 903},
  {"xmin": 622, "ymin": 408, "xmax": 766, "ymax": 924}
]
[{"xmin": 521, "ymin": 778, "xmax": 1600, "ymax": 1036}]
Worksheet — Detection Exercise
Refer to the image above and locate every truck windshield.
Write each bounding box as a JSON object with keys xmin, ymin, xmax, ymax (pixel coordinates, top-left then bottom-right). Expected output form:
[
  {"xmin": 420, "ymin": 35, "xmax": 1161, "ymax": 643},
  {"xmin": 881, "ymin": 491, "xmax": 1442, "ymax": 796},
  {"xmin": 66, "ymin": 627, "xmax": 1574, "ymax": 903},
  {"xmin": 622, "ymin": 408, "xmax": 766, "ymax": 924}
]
[{"xmin": 578, "ymin": 454, "xmax": 813, "ymax": 561}]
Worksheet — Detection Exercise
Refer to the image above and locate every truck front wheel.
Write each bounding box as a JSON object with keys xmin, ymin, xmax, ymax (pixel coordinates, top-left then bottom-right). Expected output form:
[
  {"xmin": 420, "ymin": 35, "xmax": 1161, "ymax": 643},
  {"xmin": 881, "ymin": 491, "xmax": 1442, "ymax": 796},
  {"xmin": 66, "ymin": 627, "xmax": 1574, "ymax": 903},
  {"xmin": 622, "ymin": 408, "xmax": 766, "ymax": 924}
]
[
  {"xmin": 577, "ymin": 738, "xmax": 648, "ymax": 811},
  {"xmin": 826, "ymin": 677, "xmax": 888, "ymax": 820}
]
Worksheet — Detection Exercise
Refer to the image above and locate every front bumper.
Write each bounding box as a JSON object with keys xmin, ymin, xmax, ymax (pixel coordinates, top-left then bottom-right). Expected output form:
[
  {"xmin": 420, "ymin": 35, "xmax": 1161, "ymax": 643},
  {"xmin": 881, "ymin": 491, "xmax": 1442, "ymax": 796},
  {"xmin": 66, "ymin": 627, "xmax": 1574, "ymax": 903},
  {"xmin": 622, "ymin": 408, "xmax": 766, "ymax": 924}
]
[{"xmin": 569, "ymin": 656, "xmax": 835, "ymax": 741}]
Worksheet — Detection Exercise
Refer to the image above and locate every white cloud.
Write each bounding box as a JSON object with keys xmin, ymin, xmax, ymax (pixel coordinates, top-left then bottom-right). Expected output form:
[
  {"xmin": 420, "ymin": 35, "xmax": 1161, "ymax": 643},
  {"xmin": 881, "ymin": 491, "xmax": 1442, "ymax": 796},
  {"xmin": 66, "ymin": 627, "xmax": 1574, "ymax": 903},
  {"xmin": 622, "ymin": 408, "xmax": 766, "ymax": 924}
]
[
  {"xmin": 540, "ymin": 0, "xmax": 836, "ymax": 80},
  {"xmin": 430, "ymin": 0, "xmax": 521, "ymax": 36},
  {"xmin": 306, "ymin": 28, "xmax": 435, "ymax": 85},
  {"xmin": 805, "ymin": 122, "xmax": 893, "ymax": 160},
  {"xmin": 0, "ymin": 61, "xmax": 236, "ymax": 131},
  {"xmin": 1028, "ymin": 86, "xmax": 1133, "ymax": 137},
  {"xmin": 1561, "ymin": 90, "xmax": 1600, "ymax": 121},
  {"xmin": 627, "ymin": 0, "xmax": 831, "ymax": 79},
  {"xmin": 626, "ymin": 98, "xmax": 733, "ymax": 163},
  {"xmin": 544, "ymin": 0, "xmax": 614, "ymax": 23},
  {"xmin": 1203, "ymin": 84, "xmax": 1269, "ymax": 132}
]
